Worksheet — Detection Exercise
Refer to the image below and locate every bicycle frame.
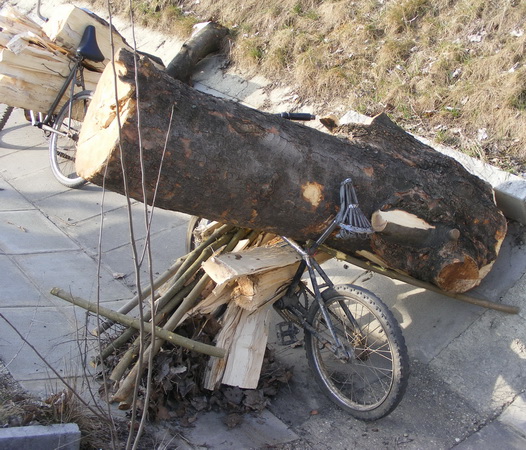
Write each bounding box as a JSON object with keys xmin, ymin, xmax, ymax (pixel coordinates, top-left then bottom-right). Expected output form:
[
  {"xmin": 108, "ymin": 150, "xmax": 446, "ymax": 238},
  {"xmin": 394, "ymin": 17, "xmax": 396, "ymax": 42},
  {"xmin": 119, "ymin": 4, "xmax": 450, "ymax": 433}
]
[
  {"xmin": 277, "ymin": 178, "xmax": 373, "ymax": 360},
  {"xmin": 31, "ymin": 55, "xmax": 85, "ymax": 136}
]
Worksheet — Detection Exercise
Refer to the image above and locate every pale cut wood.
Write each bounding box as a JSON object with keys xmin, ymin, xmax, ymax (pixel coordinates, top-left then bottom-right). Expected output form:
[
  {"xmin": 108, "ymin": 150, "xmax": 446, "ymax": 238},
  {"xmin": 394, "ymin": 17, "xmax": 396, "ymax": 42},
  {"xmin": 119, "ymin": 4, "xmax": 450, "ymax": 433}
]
[
  {"xmin": 0, "ymin": 51, "xmax": 99, "ymax": 112},
  {"xmin": 184, "ymin": 281, "xmax": 235, "ymax": 319},
  {"xmin": 203, "ymin": 303, "xmax": 242, "ymax": 390},
  {"xmin": 42, "ymin": 4, "xmax": 132, "ymax": 70},
  {"xmin": 0, "ymin": 6, "xmax": 101, "ymax": 112},
  {"xmin": 202, "ymin": 245, "xmax": 302, "ymax": 285},
  {"xmin": 220, "ymin": 306, "xmax": 271, "ymax": 389},
  {"xmin": 0, "ymin": 7, "xmax": 45, "ymax": 38},
  {"xmin": 232, "ymin": 264, "xmax": 300, "ymax": 311}
]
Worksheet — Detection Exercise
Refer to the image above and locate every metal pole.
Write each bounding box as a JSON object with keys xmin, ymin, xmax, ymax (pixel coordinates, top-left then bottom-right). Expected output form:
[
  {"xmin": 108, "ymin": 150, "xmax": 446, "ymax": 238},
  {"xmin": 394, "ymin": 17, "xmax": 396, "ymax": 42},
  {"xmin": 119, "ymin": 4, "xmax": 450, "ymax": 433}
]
[{"xmin": 36, "ymin": 0, "xmax": 48, "ymax": 22}]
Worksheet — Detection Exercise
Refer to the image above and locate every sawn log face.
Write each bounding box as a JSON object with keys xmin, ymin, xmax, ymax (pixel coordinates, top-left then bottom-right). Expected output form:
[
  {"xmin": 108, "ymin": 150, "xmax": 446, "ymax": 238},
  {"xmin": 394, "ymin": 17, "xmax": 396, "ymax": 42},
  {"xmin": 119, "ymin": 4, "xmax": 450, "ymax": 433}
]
[{"xmin": 77, "ymin": 48, "xmax": 507, "ymax": 293}]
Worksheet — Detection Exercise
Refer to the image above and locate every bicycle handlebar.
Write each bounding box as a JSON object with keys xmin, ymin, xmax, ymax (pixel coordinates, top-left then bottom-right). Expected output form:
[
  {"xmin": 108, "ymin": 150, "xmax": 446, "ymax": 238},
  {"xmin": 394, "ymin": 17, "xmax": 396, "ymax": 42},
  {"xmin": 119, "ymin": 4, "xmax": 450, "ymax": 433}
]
[{"xmin": 277, "ymin": 112, "xmax": 316, "ymax": 121}]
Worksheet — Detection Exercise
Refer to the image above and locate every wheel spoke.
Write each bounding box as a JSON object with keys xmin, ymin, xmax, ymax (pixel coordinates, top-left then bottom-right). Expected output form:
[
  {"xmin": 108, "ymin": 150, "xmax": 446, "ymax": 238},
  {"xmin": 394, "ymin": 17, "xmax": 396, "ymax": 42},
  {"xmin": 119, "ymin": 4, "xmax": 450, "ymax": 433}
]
[{"xmin": 305, "ymin": 285, "xmax": 409, "ymax": 420}]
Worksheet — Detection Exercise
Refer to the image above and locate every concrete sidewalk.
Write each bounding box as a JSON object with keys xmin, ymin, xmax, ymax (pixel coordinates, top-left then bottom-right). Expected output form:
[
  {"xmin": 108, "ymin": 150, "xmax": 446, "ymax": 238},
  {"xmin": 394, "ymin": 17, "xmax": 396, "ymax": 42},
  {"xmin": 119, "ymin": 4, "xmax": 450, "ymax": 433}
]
[{"xmin": 1, "ymin": 0, "xmax": 526, "ymax": 448}]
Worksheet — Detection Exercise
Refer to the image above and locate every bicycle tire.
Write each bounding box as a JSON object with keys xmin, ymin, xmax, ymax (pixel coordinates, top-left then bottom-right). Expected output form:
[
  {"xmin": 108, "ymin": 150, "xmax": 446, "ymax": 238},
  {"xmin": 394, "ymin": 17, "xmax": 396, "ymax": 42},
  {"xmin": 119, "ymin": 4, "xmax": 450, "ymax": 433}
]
[
  {"xmin": 305, "ymin": 284, "xmax": 409, "ymax": 421},
  {"xmin": 49, "ymin": 91, "xmax": 92, "ymax": 188},
  {"xmin": 186, "ymin": 216, "xmax": 214, "ymax": 252},
  {"xmin": 186, "ymin": 216, "xmax": 202, "ymax": 253},
  {"xmin": 0, "ymin": 105, "xmax": 14, "ymax": 131}
]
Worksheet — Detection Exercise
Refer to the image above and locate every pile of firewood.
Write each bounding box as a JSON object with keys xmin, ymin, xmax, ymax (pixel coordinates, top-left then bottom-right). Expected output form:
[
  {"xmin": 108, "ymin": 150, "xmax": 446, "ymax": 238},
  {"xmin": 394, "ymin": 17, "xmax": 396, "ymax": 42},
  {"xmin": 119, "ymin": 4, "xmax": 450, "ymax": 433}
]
[
  {"xmin": 52, "ymin": 222, "xmax": 305, "ymax": 416},
  {"xmin": 0, "ymin": 5, "xmax": 132, "ymax": 112}
]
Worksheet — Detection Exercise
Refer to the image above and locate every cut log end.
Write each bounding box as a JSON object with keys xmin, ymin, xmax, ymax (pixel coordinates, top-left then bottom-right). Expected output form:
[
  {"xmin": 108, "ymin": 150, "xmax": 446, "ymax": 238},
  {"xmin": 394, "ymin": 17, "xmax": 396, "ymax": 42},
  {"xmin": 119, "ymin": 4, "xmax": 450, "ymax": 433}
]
[
  {"xmin": 76, "ymin": 59, "xmax": 136, "ymax": 180},
  {"xmin": 436, "ymin": 256, "xmax": 481, "ymax": 293}
]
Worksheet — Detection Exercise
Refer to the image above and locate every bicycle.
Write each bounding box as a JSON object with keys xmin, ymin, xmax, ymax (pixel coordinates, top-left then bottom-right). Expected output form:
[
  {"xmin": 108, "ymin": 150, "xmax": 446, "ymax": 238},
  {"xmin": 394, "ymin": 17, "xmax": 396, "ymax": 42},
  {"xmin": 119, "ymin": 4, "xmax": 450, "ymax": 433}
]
[
  {"xmin": 187, "ymin": 151, "xmax": 410, "ymax": 421},
  {"xmin": 29, "ymin": 24, "xmax": 104, "ymax": 188}
]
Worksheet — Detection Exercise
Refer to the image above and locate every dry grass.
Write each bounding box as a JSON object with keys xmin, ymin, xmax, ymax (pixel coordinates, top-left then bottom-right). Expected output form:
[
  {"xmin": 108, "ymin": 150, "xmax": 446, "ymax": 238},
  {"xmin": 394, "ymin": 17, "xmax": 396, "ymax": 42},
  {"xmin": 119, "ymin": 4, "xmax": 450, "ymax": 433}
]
[{"xmin": 87, "ymin": 0, "xmax": 526, "ymax": 172}]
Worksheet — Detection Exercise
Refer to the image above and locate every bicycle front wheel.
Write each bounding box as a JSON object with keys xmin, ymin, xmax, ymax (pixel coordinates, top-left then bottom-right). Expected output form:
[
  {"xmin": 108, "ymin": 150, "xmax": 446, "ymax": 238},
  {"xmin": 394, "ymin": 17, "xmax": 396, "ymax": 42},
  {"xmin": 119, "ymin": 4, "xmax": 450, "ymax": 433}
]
[
  {"xmin": 305, "ymin": 284, "xmax": 409, "ymax": 421},
  {"xmin": 49, "ymin": 91, "xmax": 92, "ymax": 188}
]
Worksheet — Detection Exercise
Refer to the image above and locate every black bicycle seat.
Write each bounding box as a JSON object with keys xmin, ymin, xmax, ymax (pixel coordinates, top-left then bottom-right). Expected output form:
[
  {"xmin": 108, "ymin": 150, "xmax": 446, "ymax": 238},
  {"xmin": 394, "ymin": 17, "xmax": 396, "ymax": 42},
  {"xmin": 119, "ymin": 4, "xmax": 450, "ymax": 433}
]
[{"xmin": 76, "ymin": 25, "xmax": 105, "ymax": 63}]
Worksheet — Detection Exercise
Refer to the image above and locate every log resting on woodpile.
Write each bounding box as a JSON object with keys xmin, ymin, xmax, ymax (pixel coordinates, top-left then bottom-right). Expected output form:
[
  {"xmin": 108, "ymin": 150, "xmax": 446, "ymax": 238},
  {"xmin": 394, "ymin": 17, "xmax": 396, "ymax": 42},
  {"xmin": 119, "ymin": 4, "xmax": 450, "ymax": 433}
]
[{"xmin": 77, "ymin": 48, "xmax": 507, "ymax": 294}]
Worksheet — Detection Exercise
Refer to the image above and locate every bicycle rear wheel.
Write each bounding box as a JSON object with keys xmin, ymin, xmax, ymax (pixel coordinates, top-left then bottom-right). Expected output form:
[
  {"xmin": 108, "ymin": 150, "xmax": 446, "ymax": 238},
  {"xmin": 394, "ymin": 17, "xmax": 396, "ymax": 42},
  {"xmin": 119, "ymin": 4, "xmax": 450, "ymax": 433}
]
[
  {"xmin": 0, "ymin": 104, "xmax": 14, "ymax": 131},
  {"xmin": 49, "ymin": 91, "xmax": 92, "ymax": 188},
  {"xmin": 305, "ymin": 284, "xmax": 409, "ymax": 421}
]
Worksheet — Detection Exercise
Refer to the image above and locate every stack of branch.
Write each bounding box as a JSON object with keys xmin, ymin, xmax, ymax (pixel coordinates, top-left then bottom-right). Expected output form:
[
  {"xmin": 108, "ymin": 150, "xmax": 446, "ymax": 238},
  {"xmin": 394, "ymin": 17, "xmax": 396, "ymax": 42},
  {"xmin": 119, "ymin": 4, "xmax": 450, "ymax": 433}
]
[
  {"xmin": 0, "ymin": 5, "xmax": 132, "ymax": 112},
  {"xmin": 53, "ymin": 223, "xmax": 312, "ymax": 410}
]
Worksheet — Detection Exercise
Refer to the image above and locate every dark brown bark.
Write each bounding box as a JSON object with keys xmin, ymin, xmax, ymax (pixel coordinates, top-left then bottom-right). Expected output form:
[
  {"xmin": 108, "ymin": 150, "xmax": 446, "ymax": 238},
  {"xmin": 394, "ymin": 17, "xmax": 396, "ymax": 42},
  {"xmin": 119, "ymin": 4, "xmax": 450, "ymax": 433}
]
[{"xmin": 77, "ymin": 48, "xmax": 507, "ymax": 293}]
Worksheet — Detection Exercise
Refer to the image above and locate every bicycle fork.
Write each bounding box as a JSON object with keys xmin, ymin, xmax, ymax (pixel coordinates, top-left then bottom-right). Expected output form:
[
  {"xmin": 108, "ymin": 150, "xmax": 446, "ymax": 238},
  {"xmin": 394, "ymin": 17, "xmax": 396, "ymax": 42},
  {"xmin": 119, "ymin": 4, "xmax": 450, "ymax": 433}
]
[{"xmin": 281, "ymin": 237, "xmax": 357, "ymax": 361}]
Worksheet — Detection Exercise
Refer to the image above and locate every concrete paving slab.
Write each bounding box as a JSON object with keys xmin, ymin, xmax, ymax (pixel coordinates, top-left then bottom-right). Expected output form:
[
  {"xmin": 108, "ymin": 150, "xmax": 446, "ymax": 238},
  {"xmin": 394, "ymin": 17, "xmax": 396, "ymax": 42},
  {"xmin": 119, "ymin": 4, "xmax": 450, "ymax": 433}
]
[
  {"xmin": 65, "ymin": 203, "xmax": 189, "ymax": 255},
  {"xmin": 6, "ymin": 166, "xmax": 69, "ymax": 203},
  {"xmin": 0, "ymin": 210, "xmax": 80, "ymax": 254},
  {"xmin": 0, "ymin": 110, "xmax": 46, "ymax": 151},
  {"xmin": 388, "ymin": 282, "xmax": 483, "ymax": 362},
  {"xmin": 12, "ymin": 251, "xmax": 132, "ymax": 302},
  {"xmin": 499, "ymin": 393, "xmax": 526, "ymax": 438},
  {"xmin": 100, "ymin": 222, "xmax": 190, "ymax": 289},
  {"xmin": 0, "ymin": 305, "xmax": 89, "ymax": 381},
  {"xmin": 429, "ymin": 282, "xmax": 526, "ymax": 415},
  {"xmin": 181, "ymin": 409, "xmax": 299, "ymax": 449},
  {"xmin": 454, "ymin": 421, "xmax": 526, "ymax": 449},
  {"xmin": 0, "ymin": 178, "xmax": 33, "ymax": 211},
  {"xmin": 0, "ymin": 255, "xmax": 56, "ymax": 308},
  {"xmin": 470, "ymin": 220, "xmax": 526, "ymax": 300},
  {"xmin": 37, "ymin": 185, "xmax": 136, "ymax": 226},
  {"xmin": 0, "ymin": 146, "xmax": 49, "ymax": 183}
]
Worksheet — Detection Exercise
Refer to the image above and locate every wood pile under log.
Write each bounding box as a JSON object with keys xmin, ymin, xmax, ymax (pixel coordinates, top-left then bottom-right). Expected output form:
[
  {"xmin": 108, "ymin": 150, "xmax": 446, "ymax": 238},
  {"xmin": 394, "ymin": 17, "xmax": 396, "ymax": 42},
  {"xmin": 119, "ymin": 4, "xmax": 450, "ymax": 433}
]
[
  {"xmin": 52, "ymin": 224, "xmax": 300, "ymax": 411},
  {"xmin": 77, "ymin": 47, "xmax": 507, "ymax": 294},
  {"xmin": 0, "ymin": 5, "xmax": 146, "ymax": 113},
  {"xmin": 0, "ymin": 6, "xmax": 105, "ymax": 112}
]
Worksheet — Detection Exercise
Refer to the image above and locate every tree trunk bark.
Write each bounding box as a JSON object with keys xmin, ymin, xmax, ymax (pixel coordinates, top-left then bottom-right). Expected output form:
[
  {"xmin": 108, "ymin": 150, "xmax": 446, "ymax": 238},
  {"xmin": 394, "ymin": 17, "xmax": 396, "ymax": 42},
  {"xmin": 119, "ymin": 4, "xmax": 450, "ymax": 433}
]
[{"xmin": 77, "ymin": 48, "xmax": 507, "ymax": 293}]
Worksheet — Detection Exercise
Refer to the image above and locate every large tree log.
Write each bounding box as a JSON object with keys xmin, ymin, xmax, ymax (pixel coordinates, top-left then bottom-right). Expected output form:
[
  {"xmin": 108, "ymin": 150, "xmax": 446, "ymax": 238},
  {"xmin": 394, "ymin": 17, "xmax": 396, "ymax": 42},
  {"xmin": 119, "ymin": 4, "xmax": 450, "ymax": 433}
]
[{"xmin": 77, "ymin": 48, "xmax": 507, "ymax": 293}]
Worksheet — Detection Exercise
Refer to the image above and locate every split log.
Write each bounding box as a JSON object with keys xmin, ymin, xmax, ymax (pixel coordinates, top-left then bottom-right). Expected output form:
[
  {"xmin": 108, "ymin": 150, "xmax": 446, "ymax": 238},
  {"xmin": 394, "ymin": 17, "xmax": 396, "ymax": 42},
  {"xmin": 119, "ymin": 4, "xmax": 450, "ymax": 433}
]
[
  {"xmin": 0, "ymin": 7, "xmax": 102, "ymax": 112},
  {"xmin": 0, "ymin": 47, "xmax": 99, "ymax": 112},
  {"xmin": 42, "ymin": 5, "xmax": 133, "ymax": 70},
  {"xmin": 76, "ymin": 48, "xmax": 507, "ymax": 293},
  {"xmin": 202, "ymin": 245, "xmax": 302, "ymax": 284},
  {"xmin": 0, "ymin": 6, "xmax": 159, "ymax": 112},
  {"xmin": 205, "ymin": 304, "xmax": 272, "ymax": 390}
]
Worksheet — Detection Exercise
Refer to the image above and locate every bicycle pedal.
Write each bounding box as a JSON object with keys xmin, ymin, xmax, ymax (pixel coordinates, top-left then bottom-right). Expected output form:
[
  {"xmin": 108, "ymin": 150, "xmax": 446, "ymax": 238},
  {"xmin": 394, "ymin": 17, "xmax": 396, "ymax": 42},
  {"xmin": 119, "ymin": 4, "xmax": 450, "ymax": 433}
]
[{"xmin": 276, "ymin": 321, "xmax": 300, "ymax": 346}]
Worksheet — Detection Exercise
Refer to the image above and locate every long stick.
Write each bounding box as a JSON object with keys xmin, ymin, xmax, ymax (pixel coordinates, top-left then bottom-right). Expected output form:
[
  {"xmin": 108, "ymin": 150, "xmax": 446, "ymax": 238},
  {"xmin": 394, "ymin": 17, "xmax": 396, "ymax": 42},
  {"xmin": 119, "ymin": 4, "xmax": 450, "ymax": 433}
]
[
  {"xmin": 50, "ymin": 288, "xmax": 226, "ymax": 358},
  {"xmin": 94, "ymin": 231, "xmax": 234, "ymax": 365},
  {"xmin": 94, "ymin": 280, "xmax": 198, "ymax": 366},
  {"xmin": 320, "ymin": 245, "xmax": 520, "ymax": 314}
]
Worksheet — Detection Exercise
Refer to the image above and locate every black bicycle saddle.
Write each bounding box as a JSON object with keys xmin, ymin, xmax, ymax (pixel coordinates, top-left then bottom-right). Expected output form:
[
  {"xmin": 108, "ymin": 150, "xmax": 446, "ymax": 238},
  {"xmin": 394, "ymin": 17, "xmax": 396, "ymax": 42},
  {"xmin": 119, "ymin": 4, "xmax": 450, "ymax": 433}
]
[{"xmin": 76, "ymin": 25, "xmax": 105, "ymax": 63}]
